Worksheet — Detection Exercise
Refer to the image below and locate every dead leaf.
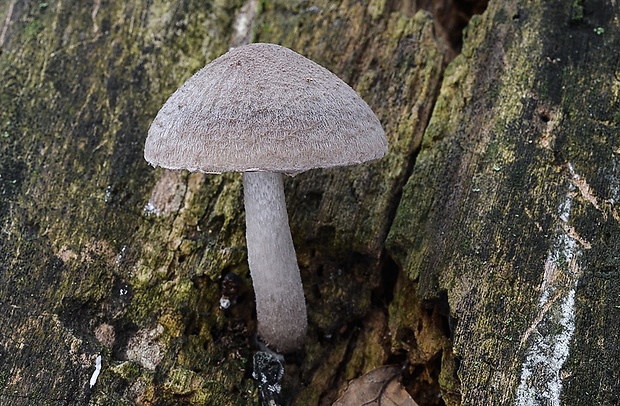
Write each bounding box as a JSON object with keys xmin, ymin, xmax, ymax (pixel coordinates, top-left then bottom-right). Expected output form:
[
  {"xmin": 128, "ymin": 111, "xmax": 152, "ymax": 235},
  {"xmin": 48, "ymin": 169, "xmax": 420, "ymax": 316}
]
[{"xmin": 333, "ymin": 365, "xmax": 418, "ymax": 406}]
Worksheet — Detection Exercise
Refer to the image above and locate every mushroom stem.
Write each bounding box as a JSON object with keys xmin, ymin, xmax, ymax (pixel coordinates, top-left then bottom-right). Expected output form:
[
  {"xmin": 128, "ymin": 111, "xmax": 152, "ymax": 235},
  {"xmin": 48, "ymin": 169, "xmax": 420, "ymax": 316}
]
[{"xmin": 243, "ymin": 171, "xmax": 307, "ymax": 352}]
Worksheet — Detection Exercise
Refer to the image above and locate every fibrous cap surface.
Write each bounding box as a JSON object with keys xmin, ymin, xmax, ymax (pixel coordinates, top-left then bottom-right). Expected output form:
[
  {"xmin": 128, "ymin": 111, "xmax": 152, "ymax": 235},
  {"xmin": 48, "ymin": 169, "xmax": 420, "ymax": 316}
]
[{"xmin": 145, "ymin": 43, "xmax": 387, "ymax": 174}]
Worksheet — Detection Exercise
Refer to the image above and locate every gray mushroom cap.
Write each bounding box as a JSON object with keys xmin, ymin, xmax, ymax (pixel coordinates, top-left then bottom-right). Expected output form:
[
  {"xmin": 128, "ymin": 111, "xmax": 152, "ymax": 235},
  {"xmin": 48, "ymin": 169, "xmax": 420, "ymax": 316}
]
[{"xmin": 144, "ymin": 43, "xmax": 387, "ymax": 174}]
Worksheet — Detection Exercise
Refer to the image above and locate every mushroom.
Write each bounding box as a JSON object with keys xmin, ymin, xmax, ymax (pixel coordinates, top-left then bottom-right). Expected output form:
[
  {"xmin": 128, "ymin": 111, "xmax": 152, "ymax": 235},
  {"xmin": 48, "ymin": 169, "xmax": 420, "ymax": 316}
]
[{"xmin": 144, "ymin": 43, "xmax": 387, "ymax": 353}]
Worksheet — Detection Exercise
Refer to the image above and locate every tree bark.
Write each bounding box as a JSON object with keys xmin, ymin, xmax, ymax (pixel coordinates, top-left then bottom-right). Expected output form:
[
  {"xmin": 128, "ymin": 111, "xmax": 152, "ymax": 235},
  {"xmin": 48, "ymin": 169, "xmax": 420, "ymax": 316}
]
[
  {"xmin": 0, "ymin": 1, "xmax": 618, "ymax": 406},
  {"xmin": 388, "ymin": 0, "xmax": 620, "ymax": 405}
]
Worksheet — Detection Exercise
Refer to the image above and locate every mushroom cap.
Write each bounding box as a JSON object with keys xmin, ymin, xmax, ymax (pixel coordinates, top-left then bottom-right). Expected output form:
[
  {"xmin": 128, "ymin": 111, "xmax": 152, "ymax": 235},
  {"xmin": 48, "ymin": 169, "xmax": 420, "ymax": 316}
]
[{"xmin": 144, "ymin": 43, "xmax": 387, "ymax": 174}]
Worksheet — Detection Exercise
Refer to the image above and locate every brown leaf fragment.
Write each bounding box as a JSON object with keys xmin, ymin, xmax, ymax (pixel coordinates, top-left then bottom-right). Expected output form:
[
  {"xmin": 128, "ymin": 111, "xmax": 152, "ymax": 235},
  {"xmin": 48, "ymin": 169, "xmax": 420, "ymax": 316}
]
[{"xmin": 333, "ymin": 365, "xmax": 419, "ymax": 406}]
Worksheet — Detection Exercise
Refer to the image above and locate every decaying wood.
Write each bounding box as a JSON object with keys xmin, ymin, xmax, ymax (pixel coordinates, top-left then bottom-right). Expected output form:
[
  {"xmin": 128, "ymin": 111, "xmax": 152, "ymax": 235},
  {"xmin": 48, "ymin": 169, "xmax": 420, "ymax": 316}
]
[
  {"xmin": 387, "ymin": 0, "xmax": 620, "ymax": 405},
  {"xmin": 0, "ymin": 0, "xmax": 618, "ymax": 405}
]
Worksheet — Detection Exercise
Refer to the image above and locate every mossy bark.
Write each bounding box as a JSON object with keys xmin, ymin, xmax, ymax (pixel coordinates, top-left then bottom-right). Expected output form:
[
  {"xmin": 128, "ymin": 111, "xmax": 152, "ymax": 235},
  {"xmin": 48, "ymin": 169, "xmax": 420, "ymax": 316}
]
[
  {"xmin": 388, "ymin": 0, "xmax": 620, "ymax": 405},
  {"xmin": 1, "ymin": 0, "xmax": 618, "ymax": 405}
]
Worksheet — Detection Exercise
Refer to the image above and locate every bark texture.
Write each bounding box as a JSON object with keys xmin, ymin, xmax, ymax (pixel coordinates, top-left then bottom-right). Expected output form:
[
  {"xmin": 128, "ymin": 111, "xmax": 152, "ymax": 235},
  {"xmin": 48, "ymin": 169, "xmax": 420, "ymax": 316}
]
[
  {"xmin": 0, "ymin": 0, "xmax": 618, "ymax": 405},
  {"xmin": 387, "ymin": 0, "xmax": 620, "ymax": 405}
]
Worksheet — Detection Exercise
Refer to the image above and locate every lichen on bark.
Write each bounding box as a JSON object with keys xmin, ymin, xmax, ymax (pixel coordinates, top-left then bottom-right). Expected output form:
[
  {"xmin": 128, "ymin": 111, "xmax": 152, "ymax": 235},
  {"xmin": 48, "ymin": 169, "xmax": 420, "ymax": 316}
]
[{"xmin": 387, "ymin": 0, "xmax": 620, "ymax": 404}]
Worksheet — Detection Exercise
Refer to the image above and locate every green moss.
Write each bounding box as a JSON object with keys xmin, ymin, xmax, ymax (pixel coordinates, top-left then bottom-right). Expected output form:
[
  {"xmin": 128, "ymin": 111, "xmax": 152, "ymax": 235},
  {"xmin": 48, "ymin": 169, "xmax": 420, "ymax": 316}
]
[
  {"xmin": 111, "ymin": 361, "xmax": 143, "ymax": 381},
  {"xmin": 367, "ymin": 0, "xmax": 387, "ymax": 20},
  {"xmin": 461, "ymin": 14, "xmax": 482, "ymax": 48},
  {"xmin": 438, "ymin": 349, "xmax": 461, "ymax": 406},
  {"xmin": 162, "ymin": 365, "xmax": 256, "ymax": 405},
  {"xmin": 570, "ymin": 0, "xmax": 584, "ymax": 21},
  {"xmin": 23, "ymin": 19, "xmax": 43, "ymax": 40},
  {"xmin": 164, "ymin": 368, "xmax": 204, "ymax": 395}
]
